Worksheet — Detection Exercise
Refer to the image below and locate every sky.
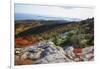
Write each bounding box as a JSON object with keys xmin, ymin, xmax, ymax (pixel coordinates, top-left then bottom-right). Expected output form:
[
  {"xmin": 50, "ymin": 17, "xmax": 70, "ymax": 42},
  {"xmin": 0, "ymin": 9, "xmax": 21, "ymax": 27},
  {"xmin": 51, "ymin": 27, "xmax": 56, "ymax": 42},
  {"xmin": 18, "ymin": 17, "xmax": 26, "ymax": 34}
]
[{"xmin": 15, "ymin": 4, "xmax": 94, "ymax": 20}]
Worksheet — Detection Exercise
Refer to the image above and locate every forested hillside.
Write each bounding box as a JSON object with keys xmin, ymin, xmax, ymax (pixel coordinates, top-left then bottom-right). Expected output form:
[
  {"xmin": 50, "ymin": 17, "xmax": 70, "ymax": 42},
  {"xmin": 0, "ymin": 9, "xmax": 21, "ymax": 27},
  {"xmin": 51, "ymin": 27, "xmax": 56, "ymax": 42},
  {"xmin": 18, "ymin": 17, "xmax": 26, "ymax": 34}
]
[{"xmin": 15, "ymin": 18, "xmax": 94, "ymax": 48}]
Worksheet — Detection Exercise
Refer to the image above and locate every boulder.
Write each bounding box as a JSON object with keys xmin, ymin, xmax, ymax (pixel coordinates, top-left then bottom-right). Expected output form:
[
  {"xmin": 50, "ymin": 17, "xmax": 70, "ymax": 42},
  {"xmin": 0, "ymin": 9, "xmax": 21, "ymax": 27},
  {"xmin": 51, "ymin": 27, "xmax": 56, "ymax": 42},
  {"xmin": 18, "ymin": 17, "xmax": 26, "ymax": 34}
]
[
  {"xmin": 64, "ymin": 46, "xmax": 75, "ymax": 59},
  {"xmin": 82, "ymin": 46, "xmax": 94, "ymax": 54}
]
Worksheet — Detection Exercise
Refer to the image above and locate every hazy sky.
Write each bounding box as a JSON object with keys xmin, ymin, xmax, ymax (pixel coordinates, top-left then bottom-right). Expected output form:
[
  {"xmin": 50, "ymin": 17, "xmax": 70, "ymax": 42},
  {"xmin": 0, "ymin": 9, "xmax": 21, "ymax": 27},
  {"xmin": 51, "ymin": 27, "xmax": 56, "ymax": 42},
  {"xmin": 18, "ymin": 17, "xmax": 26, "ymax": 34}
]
[{"xmin": 15, "ymin": 4, "xmax": 94, "ymax": 20}]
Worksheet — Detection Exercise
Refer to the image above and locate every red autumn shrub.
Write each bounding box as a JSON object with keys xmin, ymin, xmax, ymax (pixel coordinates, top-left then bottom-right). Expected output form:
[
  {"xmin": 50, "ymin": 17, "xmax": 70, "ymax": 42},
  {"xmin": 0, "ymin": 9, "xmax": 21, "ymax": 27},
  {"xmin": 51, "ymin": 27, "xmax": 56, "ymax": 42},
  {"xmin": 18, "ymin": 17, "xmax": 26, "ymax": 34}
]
[
  {"xmin": 16, "ymin": 38, "xmax": 29, "ymax": 45},
  {"xmin": 15, "ymin": 35, "xmax": 40, "ymax": 48},
  {"xmin": 74, "ymin": 48, "xmax": 82, "ymax": 53}
]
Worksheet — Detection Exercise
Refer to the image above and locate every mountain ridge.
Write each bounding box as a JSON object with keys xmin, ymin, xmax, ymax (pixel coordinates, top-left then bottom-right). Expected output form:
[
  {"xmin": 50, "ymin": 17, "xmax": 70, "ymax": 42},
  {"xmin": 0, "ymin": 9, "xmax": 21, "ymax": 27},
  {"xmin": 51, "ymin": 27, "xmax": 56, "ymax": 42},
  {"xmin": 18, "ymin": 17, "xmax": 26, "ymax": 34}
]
[{"xmin": 15, "ymin": 13, "xmax": 81, "ymax": 21}]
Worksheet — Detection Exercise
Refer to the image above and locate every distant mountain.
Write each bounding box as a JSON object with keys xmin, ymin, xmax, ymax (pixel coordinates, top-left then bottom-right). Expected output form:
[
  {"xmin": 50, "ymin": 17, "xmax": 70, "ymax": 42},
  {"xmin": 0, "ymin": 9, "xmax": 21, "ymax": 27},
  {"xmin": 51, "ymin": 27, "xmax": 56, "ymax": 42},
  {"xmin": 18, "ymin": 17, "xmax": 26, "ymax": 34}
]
[{"xmin": 15, "ymin": 13, "xmax": 81, "ymax": 21}]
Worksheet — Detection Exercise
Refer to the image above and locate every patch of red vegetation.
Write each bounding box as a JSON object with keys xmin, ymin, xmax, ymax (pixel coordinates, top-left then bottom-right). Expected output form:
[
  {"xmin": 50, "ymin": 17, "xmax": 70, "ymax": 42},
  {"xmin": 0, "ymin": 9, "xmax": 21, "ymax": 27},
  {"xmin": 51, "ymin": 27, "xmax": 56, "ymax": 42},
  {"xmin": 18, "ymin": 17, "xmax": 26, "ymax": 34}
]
[
  {"xmin": 73, "ymin": 48, "xmax": 82, "ymax": 57},
  {"xmin": 15, "ymin": 35, "xmax": 39, "ymax": 48}
]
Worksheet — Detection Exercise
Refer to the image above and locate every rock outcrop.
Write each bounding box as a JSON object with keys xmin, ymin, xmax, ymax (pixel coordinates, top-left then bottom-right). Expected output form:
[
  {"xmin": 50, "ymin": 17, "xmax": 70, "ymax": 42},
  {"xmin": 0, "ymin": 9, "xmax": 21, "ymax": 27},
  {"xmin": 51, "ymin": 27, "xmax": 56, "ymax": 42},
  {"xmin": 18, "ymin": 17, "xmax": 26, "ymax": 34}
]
[{"xmin": 15, "ymin": 41, "xmax": 94, "ymax": 65}]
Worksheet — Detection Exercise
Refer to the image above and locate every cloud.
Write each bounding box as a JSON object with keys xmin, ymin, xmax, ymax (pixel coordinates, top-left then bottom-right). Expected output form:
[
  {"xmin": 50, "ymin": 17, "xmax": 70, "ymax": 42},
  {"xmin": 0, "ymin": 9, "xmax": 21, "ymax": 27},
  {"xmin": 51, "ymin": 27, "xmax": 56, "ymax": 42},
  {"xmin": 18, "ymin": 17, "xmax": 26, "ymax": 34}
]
[{"xmin": 15, "ymin": 4, "xmax": 94, "ymax": 20}]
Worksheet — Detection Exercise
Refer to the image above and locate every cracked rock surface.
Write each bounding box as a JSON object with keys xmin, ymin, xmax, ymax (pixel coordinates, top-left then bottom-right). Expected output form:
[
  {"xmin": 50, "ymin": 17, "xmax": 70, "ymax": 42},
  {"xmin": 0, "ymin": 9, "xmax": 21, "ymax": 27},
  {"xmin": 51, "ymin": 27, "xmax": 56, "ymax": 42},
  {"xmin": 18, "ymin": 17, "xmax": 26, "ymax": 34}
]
[{"xmin": 15, "ymin": 41, "xmax": 94, "ymax": 65}]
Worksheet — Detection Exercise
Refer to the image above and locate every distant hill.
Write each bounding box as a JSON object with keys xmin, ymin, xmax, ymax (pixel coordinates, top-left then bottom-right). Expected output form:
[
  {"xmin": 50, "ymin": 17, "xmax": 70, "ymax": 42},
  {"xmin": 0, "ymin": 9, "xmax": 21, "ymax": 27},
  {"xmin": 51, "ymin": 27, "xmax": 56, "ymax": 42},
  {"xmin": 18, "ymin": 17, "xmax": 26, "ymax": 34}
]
[
  {"xmin": 15, "ymin": 13, "xmax": 80, "ymax": 22},
  {"xmin": 15, "ymin": 18, "xmax": 94, "ymax": 38}
]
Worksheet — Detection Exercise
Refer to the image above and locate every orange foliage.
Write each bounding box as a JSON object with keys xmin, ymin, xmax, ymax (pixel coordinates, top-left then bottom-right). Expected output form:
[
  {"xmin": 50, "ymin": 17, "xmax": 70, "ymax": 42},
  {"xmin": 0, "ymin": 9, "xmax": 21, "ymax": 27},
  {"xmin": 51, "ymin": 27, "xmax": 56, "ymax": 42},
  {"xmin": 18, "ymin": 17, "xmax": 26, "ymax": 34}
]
[
  {"xmin": 15, "ymin": 57, "xmax": 33, "ymax": 65},
  {"xmin": 15, "ymin": 35, "xmax": 39, "ymax": 48}
]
